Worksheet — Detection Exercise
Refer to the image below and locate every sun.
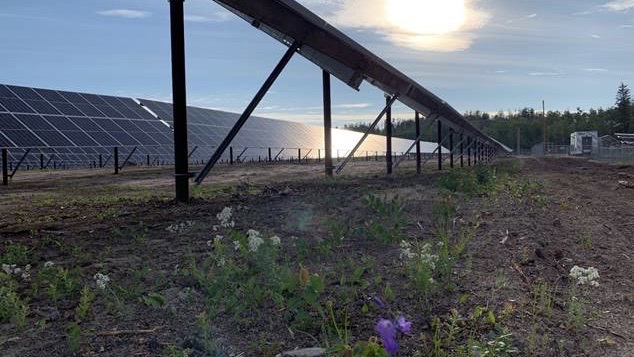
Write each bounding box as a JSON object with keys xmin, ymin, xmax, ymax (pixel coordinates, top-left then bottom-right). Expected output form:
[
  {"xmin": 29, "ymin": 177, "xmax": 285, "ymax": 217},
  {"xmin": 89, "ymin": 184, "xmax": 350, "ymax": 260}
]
[{"xmin": 386, "ymin": 0, "xmax": 466, "ymax": 35}]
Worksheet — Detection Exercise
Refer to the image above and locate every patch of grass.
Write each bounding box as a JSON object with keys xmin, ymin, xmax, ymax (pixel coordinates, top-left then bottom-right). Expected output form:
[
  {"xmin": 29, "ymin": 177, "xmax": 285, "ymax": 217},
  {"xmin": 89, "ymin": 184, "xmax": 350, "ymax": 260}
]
[
  {"xmin": 1, "ymin": 243, "xmax": 31, "ymax": 265},
  {"xmin": 362, "ymin": 193, "xmax": 406, "ymax": 244},
  {"xmin": 0, "ymin": 282, "xmax": 29, "ymax": 330}
]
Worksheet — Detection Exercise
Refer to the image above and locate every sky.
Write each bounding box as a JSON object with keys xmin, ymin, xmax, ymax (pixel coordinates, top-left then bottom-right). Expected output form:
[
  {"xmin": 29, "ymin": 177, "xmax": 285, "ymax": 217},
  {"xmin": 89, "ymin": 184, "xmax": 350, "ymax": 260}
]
[{"xmin": 0, "ymin": 0, "xmax": 633, "ymax": 127}]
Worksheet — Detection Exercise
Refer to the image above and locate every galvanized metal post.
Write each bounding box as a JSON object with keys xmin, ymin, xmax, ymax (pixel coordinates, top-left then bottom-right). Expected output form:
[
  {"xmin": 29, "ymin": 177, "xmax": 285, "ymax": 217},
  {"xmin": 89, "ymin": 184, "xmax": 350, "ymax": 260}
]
[
  {"xmin": 40, "ymin": 154, "xmax": 44, "ymax": 169},
  {"xmin": 415, "ymin": 112, "xmax": 421, "ymax": 174},
  {"xmin": 268, "ymin": 147, "xmax": 272, "ymax": 162},
  {"xmin": 386, "ymin": 95, "xmax": 393, "ymax": 174},
  {"xmin": 147, "ymin": 155, "xmax": 150, "ymax": 166},
  {"xmin": 323, "ymin": 71, "xmax": 334, "ymax": 176},
  {"xmin": 229, "ymin": 146, "xmax": 234, "ymax": 165},
  {"xmin": 449, "ymin": 130, "xmax": 454, "ymax": 169},
  {"xmin": 170, "ymin": 0, "xmax": 189, "ymax": 202},
  {"xmin": 437, "ymin": 120, "xmax": 442, "ymax": 171},
  {"xmin": 99, "ymin": 154, "xmax": 103, "ymax": 168},
  {"xmin": 2, "ymin": 149, "xmax": 7, "ymax": 186},
  {"xmin": 298, "ymin": 148, "xmax": 301, "ymax": 163},
  {"xmin": 113, "ymin": 147, "xmax": 119, "ymax": 174}
]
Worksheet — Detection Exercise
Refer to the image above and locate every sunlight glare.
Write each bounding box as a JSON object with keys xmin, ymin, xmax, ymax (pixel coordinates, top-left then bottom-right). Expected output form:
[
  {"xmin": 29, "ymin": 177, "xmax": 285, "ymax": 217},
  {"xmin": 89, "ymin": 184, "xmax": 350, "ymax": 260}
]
[{"xmin": 386, "ymin": 0, "xmax": 466, "ymax": 35}]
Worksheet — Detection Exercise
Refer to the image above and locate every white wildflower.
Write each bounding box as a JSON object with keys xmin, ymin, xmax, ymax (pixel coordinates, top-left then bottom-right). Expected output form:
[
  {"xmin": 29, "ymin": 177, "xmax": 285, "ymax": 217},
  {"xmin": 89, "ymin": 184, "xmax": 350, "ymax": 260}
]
[
  {"xmin": 1, "ymin": 263, "xmax": 12, "ymax": 275},
  {"xmin": 44, "ymin": 261, "xmax": 55, "ymax": 268},
  {"xmin": 399, "ymin": 240, "xmax": 416, "ymax": 260},
  {"xmin": 216, "ymin": 207, "xmax": 235, "ymax": 228},
  {"xmin": 206, "ymin": 240, "xmax": 213, "ymax": 247},
  {"xmin": 233, "ymin": 240, "xmax": 241, "ymax": 251},
  {"xmin": 21, "ymin": 264, "xmax": 31, "ymax": 280},
  {"xmin": 94, "ymin": 273, "xmax": 111, "ymax": 290},
  {"xmin": 247, "ymin": 229, "xmax": 265, "ymax": 252},
  {"xmin": 217, "ymin": 257, "xmax": 226, "ymax": 267},
  {"xmin": 270, "ymin": 235, "xmax": 281, "ymax": 246},
  {"xmin": 214, "ymin": 235, "xmax": 223, "ymax": 243},
  {"xmin": 569, "ymin": 265, "xmax": 599, "ymax": 286}
]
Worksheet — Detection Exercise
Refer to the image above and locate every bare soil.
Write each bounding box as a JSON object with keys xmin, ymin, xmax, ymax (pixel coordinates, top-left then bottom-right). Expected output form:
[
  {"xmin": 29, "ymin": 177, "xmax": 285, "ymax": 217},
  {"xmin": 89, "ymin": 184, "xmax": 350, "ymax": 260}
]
[{"xmin": 0, "ymin": 157, "xmax": 632, "ymax": 356}]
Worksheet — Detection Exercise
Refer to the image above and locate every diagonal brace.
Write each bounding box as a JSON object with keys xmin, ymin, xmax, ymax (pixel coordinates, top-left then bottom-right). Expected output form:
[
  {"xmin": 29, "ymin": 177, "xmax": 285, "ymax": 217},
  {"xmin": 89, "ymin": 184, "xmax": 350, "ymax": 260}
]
[
  {"xmin": 394, "ymin": 113, "xmax": 439, "ymax": 168},
  {"xmin": 336, "ymin": 94, "xmax": 400, "ymax": 174},
  {"xmin": 9, "ymin": 149, "xmax": 31, "ymax": 178},
  {"xmin": 195, "ymin": 40, "xmax": 300, "ymax": 184},
  {"xmin": 119, "ymin": 146, "xmax": 138, "ymax": 170}
]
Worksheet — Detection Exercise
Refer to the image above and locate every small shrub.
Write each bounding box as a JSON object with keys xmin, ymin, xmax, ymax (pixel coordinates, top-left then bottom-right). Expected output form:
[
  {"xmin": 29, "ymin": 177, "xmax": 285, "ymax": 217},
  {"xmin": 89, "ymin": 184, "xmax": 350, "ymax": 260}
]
[{"xmin": 1, "ymin": 243, "xmax": 31, "ymax": 265}]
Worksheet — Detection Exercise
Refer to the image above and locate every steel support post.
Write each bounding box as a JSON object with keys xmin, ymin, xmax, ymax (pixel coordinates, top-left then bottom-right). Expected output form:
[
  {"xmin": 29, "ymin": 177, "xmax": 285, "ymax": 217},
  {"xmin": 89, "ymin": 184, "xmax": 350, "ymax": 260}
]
[
  {"xmin": 195, "ymin": 41, "xmax": 300, "ymax": 184},
  {"xmin": 386, "ymin": 95, "xmax": 393, "ymax": 174},
  {"xmin": 467, "ymin": 137, "xmax": 471, "ymax": 166},
  {"xmin": 113, "ymin": 147, "xmax": 119, "ymax": 174},
  {"xmin": 336, "ymin": 94, "xmax": 399, "ymax": 174},
  {"xmin": 2, "ymin": 149, "xmax": 7, "ymax": 186},
  {"xmin": 147, "ymin": 155, "xmax": 151, "ymax": 166},
  {"xmin": 229, "ymin": 147, "xmax": 234, "ymax": 165},
  {"xmin": 298, "ymin": 148, "xmax": 301, "ymax": 163},
  {"xmin": 40, "ymin": 154, "xmax": 44, "ymax": 169},
  {"xmin": 170, "ymin": 0, "xmax": 189, "ymax": 202},
  {"xmin": 99, "ymin": 154, "xmax": 103, "ymax": 168},
  {"xmin": 449, "ymin": 130, "xmax": 454, "ymax": 169},
  {"xmin": 437, "ymin": 120, "xmax": 442, "ymax": 171},
  {"xmin": 268, "ymin": 147, "xmax": 272, "ymax": 162},
  {"xmin": 323, "ymin": 70, "xmax": 334, "ymax": 176},
  {"xmin": 415, "ymin": 112, "xmax": 421, "ymax": 174}
]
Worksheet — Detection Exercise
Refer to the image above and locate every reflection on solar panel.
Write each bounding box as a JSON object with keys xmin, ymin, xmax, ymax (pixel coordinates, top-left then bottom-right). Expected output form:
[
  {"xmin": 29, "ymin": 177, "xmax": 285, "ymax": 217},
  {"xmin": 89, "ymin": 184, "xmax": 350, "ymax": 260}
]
[
  {"xmin": 139, "ymin": 98, "xmax": 439, "ymax": 162},
  {"xmin": 0, "ymin": 83, "xmax": 440, "ymax": 170}
]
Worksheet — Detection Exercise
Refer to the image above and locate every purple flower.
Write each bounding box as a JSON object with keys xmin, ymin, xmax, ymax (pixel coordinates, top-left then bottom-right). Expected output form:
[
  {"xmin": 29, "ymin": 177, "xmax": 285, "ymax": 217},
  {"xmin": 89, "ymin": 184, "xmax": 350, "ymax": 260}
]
[
  {"xmin": 375, "ymin": 319, "xmax": 398, "ymax": 355},
  {"xmin": 396, "ymin": 316, "xmax": 412, "ymax": 335},
  {"xmin": 372, "ymin": 296, "xmax": 385, "ymax": 309}
]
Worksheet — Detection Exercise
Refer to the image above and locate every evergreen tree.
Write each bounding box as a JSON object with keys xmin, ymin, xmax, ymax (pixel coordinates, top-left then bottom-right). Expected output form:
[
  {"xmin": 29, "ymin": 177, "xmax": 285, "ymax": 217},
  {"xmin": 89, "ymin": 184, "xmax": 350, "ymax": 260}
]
[{"xmin": 615, "ymin": 82, "xmax": 632, "ymax": 133}]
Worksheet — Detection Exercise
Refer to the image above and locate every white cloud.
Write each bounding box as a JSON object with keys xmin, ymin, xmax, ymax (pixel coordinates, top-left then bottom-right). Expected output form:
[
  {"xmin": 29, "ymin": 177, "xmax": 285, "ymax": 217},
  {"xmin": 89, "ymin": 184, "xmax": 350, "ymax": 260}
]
[
  {"xmin": 602, "ymin": 0, "xmax": 634, "ymax": 11},
  {"xmin": 185, "ymin": 12, "xmax": 232, "ymax": 23},
  {"xmin": 529, "ymin": 72, "xmax": 561, "ymax": 76},
  {"xmin": 583, "ymin": 68, "xmax": 609, "ymax": 72},
  {"xmin": 527, "ymin": 13, "xmax": 538, "ymax": 18},
  {"xmin": 97, "ymin": 9, "xmax": 150, "ymax": 19},
  {"xmin": 591, "ymin": 34, "xmax": 601, "ymax": 38},
  {"xmin": 495, "ymin": 70, "xmax": 509, "ymax": 74},
  {"xmin": 621, "ymin": 24, "xmax": 633, "ymax": 28},
  {"xmin": 319, "ymin": 0, "xmax": 491, "ymax": 52}
]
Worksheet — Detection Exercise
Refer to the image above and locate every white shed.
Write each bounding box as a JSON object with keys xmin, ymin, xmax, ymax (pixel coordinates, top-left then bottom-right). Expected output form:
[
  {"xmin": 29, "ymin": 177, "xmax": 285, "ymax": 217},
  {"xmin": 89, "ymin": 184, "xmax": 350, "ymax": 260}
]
[{"xmin": 570, "ymin": 131, "xmax": 598, "ymax": 155}]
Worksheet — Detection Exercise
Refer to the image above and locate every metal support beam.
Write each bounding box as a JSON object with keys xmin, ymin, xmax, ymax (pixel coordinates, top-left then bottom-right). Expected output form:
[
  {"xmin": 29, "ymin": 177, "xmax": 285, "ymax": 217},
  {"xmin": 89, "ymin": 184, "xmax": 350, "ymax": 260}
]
[
  {"xmin": 9, "ymin": 149, "xmax": 31, "ymax": 178},
  {"xmin": 273, "ymin": 148, "xmax": 284, "ymax": 161},
  {"xmin": 335, "ymin": 93, "xmax": 399, "ymax": 174},
  {"xmin": 229, "ymin": 146, "xmax": 234, "ymax": 165},
  {"xmin": 236, "ymin": 147, "xmax": 248, "ymax": 162},
  {"xmin": 415, "ymin": 112, "xmax": 421, "ymax": 174},
  {"xmin": 119, "ymin": 146, "xmax": 138, "ymax": 170},
  {"xmin": 195, "ymin": 40, "xmax": 300, "ymax": 184},
  {"xmin": 302, "ymin": 149, "xmax": 313, "ymax": 160},
  {"xmin": 468, "ymin": 137, "xmax": 471, "ymax": 167},
  {"xmin": 449, "ymin": 130, "xmax": 454, "ymax": 169},
  {"xmin": 460, "ymin": 133, "xmax": 464, "ymax": 168},
  {"xmin": 393, "ymin": 114, "xmax": 438, "ymax": 168},
  {"xmin": 2, "ymin": 149, "xmax": 8, "ymax": 186},
  {"xmin": 268, "ymin": 147, "xmax": 272, "ymax": 162},
  {"xmin": 44, "ymin": 155, "xmax": 54, "ymax": 169},
  {"xmin": 169, "ymin": 0, "xmax": 189, "ymax": 202},
  {"xmin": 113, "ymin": 147, "xmax": 119, "ymax": 174},
  {"xmin": 323, "ymin": 70, "xmax": 334, "ymax": 176},
  {"xmin": 437, "ymin": 120, "xmax": 442, "ymax": 171},
  {"xmin": 40, "ymin": 154, "xmax": 44, "ymax": 170},
  {"xmin": 298, "ymin": 148, "xmax": 301, "ymax": 163},
  {"xmin": 385, "ymin": 95, "xmax": 393, "ymax": 175},
  {"xmin": 188, "ymin": 145, "xmax": 198, "ymax": 159}
]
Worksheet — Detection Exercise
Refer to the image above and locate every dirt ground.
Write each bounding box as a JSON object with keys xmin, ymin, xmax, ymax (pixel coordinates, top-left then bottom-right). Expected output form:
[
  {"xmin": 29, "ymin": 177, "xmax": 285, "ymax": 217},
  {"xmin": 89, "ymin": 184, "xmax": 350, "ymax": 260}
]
[{"xmin": 0, "ymin": 157, "xmax": 632, "ymax": 356}]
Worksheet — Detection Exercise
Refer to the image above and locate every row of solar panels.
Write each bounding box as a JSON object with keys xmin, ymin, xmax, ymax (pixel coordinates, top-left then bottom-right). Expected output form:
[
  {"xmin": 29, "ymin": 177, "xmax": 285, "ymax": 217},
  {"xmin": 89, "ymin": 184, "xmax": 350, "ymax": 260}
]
[{"xmin": 0, "ymin": 83, "xmax": 439, "ymax": 168}]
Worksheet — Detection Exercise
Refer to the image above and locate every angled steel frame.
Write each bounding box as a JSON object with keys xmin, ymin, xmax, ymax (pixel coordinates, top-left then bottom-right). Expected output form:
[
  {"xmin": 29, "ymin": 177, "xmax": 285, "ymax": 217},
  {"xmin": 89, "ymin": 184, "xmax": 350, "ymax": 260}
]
[
  {"xmin": 393, "ymin": 114, "xmax": 439, "ymax": 168},
  {"xmin": 194, "ymin": 41, "xmax": 301, "ymax": 184},
  {"xmin": 335, "ymin": 94, "xmax": 400, "ymax": 174}
]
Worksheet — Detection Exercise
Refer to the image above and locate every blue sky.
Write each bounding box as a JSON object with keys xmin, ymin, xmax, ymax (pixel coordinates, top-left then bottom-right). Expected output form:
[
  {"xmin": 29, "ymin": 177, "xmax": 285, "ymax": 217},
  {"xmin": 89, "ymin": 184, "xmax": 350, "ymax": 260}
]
[{"xmin": 1, "ymin": 0, "xmax": 633, "ymax": 126}]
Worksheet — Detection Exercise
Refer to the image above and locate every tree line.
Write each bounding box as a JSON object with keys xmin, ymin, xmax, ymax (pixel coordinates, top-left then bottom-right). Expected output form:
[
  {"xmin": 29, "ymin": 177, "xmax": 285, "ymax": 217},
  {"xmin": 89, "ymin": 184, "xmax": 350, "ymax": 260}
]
[{"xmin": 344, "ymin": 83, "xmax": 633, "ymax": 151}]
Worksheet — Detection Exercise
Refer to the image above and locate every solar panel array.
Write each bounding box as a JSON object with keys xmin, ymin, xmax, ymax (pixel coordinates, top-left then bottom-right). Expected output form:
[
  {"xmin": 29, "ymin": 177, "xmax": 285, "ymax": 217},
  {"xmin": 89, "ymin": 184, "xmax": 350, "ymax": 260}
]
[
  {"xmin": 139, "ymin": 99, "xmax": 431, "ymax": 162},
  {"xmin": 0, "ymin": 84, "xmax": 174, "ymax": 167},
  {"xmin": 0, "ymin": 83, "xmax": 440, "ymax": 170}
]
